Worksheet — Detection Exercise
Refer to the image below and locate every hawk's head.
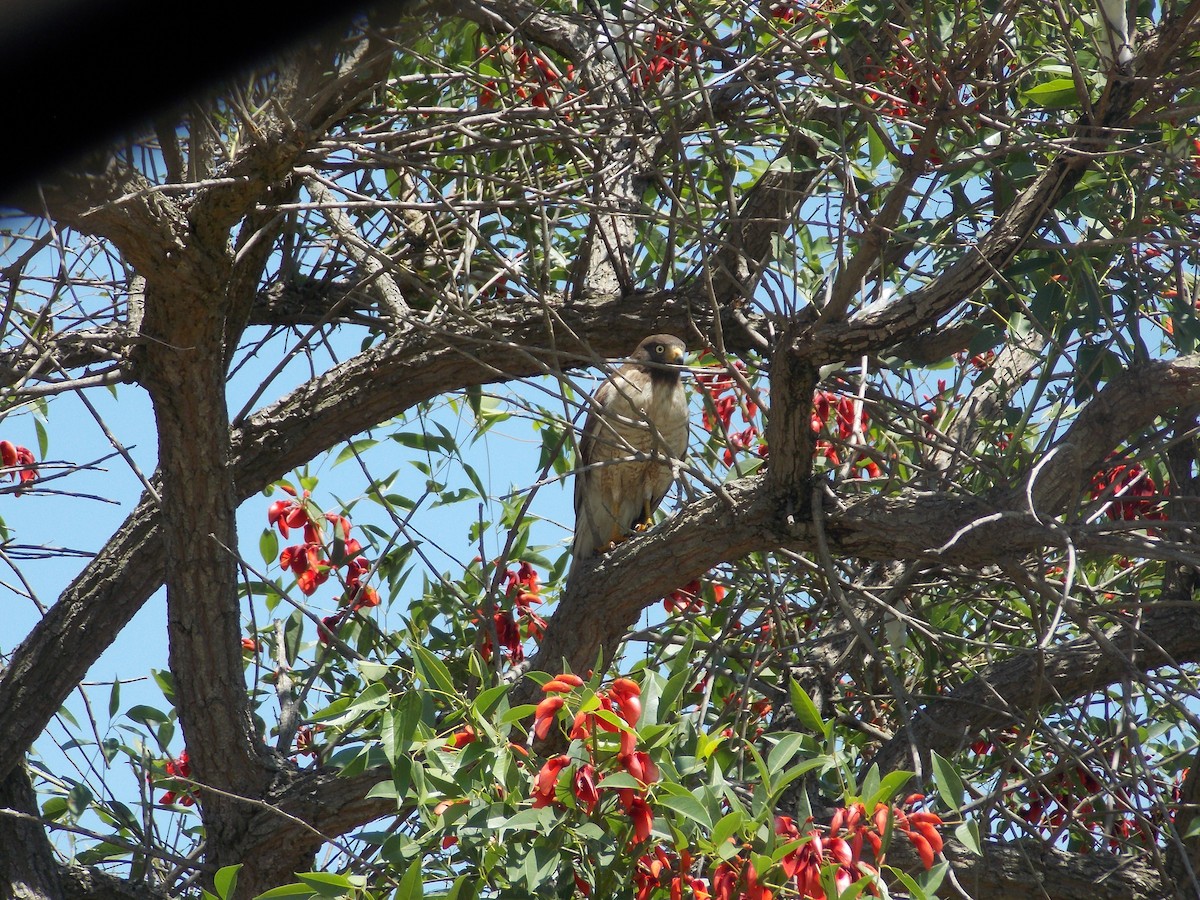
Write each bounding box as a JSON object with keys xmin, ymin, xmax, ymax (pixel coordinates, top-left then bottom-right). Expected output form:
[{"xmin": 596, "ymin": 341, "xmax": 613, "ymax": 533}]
[{"xmin": 631, "ymin": 334, "xmax": 686, "ymax": 381}]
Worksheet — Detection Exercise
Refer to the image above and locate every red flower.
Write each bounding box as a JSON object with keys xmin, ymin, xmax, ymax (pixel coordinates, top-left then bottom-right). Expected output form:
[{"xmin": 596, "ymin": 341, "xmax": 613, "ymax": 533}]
[
  {"xmin": 516, "ymin": 560, "xmax": 540, "ymax": 594},
  {"xmin": 666, "ymin": 579, "xmax": 702, "ymax": 613},
  {"xmin": 610, "ymin": 678, "xmax": 642, "ymax": 725},
  {"xmin": 318, "ymin": 613, "xmax": 344, "ymax": 646},
  {"xmin": 268, "ymin": 490, "xmax": 317, "ymax": 541},
  {"xmin": 279, "ymin": 542, "xmax": 330, "ymax": 595},
  {"xmin": 622, "ymin": 750, "xmax": 659, "ymax": 786},
  {"xmin": 1090, "ymin": 460, "xmax": 1167, "ymax": 522},
  {"xmin": 531, "ymin": 755, "xmax": 570, "ymax": 808},
  {"xmin": 293, "ymin": 725, "xmax": 319, "ymax": 760},
  {"xmin": 620, "ymin": 790, "xmax": 655, "ymax": 843},
  {"xmin": 0, "ymin": 441, "xmax": 37, "ymax": 492},
  {"xmin": 159, "ymin": 750, "xmax": 196, "ymax": 806},
  {"xmin": 324, "ymin": 512, "xmax": 352, "ymax": 541},
  {"xmin": 573, "ymin": 763, "xmax": 599, "ymax": 813},
  {"xmin": 533, "ymin": 696, "xmax": 564, "ymax": 740},
  {"xmin": 444, "ymin": 725, "xmax": 477, "ymax": 750},
  {"xmin": 543, "ymin": 672, "xmax": 584, "ymax": 693},
  {"xmin": 711, "ymin": 862, "xmax": 738, "ymax": 900}
]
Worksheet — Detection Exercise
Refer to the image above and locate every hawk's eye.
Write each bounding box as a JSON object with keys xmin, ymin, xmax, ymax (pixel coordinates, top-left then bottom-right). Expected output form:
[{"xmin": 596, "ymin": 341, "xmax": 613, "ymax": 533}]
[{"xmin": 654, "ymin": 344, "xmax": 665, "ymax": 354}]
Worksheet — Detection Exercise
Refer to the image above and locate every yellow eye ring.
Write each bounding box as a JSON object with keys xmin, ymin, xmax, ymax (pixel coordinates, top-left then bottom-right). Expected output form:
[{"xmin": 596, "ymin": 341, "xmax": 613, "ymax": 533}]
[{"xmin": 655, "ymin": 344, "xmax": 665, "ymax": 354}]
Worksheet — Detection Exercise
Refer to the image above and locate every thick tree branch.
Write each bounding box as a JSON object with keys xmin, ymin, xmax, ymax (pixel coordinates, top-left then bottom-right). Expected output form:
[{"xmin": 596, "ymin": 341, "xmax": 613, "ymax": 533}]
[
  {"xmin": 0, "ymin": 763, "xmax": 64, "ymax": 900},
  {"xmin": 872, "ymin": 595, "xmax": 1200, "ymax": 778},
  {"xmin": 792, "ymin": 5, "xmax": 1200, "ymax": 369}
]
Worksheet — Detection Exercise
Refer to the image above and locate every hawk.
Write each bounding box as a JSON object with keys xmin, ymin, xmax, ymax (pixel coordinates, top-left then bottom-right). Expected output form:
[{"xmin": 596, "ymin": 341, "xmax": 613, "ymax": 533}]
[{"xmin": 572, "ymin": 334, "xmax": 689, "ymax": 564}]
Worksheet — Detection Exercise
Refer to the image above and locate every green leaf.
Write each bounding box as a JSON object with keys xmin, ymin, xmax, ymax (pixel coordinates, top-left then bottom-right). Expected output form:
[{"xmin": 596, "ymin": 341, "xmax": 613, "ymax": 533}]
[
  {"xmin": 284, "ymin": 609, "xmax": 303, "ymax": 666},
  {"xmin": 766, "ymin": 757, "xmax": 830, "ymax": 803},
  {"xmin": 296, "ymin": 872, "xmax": 364, "ymax": 897},
  {"xmin": 253, "ymin": 883, "xmax": 318, "ymax": 899},
  {"xmin": 655, "ymin": 782, "xmax": 713, "ymax": 829},
  {"xmin": 381, "ymin": 692, "xmax": 422, "ymax": 769},
  {"xmin": 597, "ymin": 771, "xmax": 641, "ymax": 790},
  {"xmin": 954, "ymin": 819, "xmax": 983, "ymax": 855},
  {"xmin": 67, "ymin": 782, "xmax": 93, "ymax": 817},
  {"xmin": 214, "ymin": 864, "xmax": 242, "ymax": 900},
  {"xmin": 863, "ymin": 768, "xmax": 916, "ymax": 811},
  {"xmin": 766, "ymin": 732, "xmax": 806, "ymax": 773},
  {"xmin": 126, "ymin": 705, "xmax": 169, "ymax": 726},
  {"xmin": 260, "ymin": 529, "xmax": 280, "ymax": 566},
  {"xmin": 788, "ymin": 681, "xmax": 827, "ymax": 737},
  {"xmin": 1021, "ymin": 77, "xmax": 1079, "ymax": 108},
  {"xmin": 710, "ymin": 809, "xmax": 745, "ymax": 849},
  {"xmin": 108, "ymin": 680, "xmax": 120, "ymax": 720},
  {"xmin": 656, "ymin": 653, "xmax": 693, "ymax": 725},
  {"xmin": 412, "ymin": 645, "xmax": 457, "ymax": 696},
  {"xmin": 867, "ymin": 124, "xmax": 886, "ymax": 168},
  {"xmin": 34, "ymin": 417, "xmax": 49, "ymax": 458},
  {"xmin": 522, "ymin": 844, "xmax": 561, "ymax": 890},
  {"xmin": 334, "ymin": 438, "xmax": 378, "ymax": 466},
  {"xmin": 150, "ymin": 668, "xmax": 176, "ymax": 703},
  {"xmin": 444, "ymin": 874, "xmax": 479, "ymax": 900},
  {"xmin": 348, "ymin": 681, "xmax": 391, "ymax": 714},
  {"xmin": 357, "ymin": 660, "xmax": 391, "ymax": 682},
  {"xmin": 366, "ymin": 780, "xmax": 400, "ymax": 801},
  {"xmin": 890, "ymin": 868, "xmax": 930, "ymax": 900},
  {"xmin": 497, "ymin": 806, "xmax": 554, "ymax": 833},
  {"xmin": 396, "ymin": 858, "xmax": 425, "ymax": 900},
  {"xmin": 931, "ymin": 751, "xmax": 966, "ymax": 813}
]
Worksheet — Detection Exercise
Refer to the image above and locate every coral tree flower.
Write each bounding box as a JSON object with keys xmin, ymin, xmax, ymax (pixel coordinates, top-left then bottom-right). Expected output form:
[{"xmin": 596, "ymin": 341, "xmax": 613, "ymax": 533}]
[{"xmin": 531, "ymin": 755, "xmax": 570, "ymax": 808}]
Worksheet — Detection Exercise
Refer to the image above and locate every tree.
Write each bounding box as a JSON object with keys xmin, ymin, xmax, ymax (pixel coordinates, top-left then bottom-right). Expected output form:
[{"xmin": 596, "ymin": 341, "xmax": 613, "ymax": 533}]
[{"xmin": 3, "ymin": 0, "xmax": 1200, "ymax": 897}]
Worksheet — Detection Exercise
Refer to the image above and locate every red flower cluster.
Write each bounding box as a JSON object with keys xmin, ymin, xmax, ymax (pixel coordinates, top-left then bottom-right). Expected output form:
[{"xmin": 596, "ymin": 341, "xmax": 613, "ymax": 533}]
[
  {"xmin": 765, "ymin": 801, "xmax": 942, "ymax": 899},
  {"xmin": 268, "ymin": 485, "xmax": 377, "ymax": 646},
  {"xmin": 695, "ymin": 352, "xmax": 766, "ymax": 467},
  {"xmin": 1089, "ymin": 459, "xmax": 1168, "ymax": 522},
  {"xmin": 811, "ymin": 391, "xmax": 881, "ymax": 478},
  {"xmin": 1018, "ymin": 765, "xmax": 1102, "ymax": 834},
  {"xmin": 862, "ymin": 36, "xmax": 973, "ymax": 127},
  {"xmin": 1011, "ymin": 758, "xmax": 1175, "ymax": 852},
  {"xmin": 633, "ymin": 846, "xmax": 709, "ymax": 900},
  {"xmin": 158, "ymin": 750, "xmax": 195, "ymax": 807},
  {"xmin": 623, "ymin": 800, "xmax": 942, "ymax": 900},
  {"xmin": 529, "ymin": 675, "xmax": 659, "ymax": 846},
  {"xmin": 271, "ymin": 487, "xmax": 365, "ymax": 597},
  {"xmin": 0, "ymin": 440, "xmax": 37, "ymax": 493},
  {"xmin": 765, "ymin": 0, "xmax": 838, "ymax": 33},
  {"xmin": 293, "ymin": 724, "xmax": 320, "ymax": 761},
  {"xmin": 664, "ymin": 577, "xmax": 728, "ymax": 614},
  {"xmin": 479, "ymin": 561, "xmax": 547, "ymax": 664},
  {"xmin": 478, "ymin": 45, "xmax": 575, "ymax": 110},
  {"xmin": 628, "ymin": 30, "xmax": 692, "ymax": 88},
  {"xmin": 956, "ymin": 349, "xmax": 997, "ymax": 372}
]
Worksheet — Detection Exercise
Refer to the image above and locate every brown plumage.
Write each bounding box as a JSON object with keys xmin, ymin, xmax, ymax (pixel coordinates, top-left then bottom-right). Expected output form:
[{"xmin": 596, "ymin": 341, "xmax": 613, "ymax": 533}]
[{"xmin": 572, "ymin": 334, "xmax": 689, "ymax": 563}]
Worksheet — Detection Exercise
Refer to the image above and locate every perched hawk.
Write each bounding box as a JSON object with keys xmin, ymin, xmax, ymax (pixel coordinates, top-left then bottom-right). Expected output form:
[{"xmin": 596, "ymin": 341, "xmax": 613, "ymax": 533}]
[{"xmin": 572, "ymin": 334, "xmax": 689, "ymax": 563}]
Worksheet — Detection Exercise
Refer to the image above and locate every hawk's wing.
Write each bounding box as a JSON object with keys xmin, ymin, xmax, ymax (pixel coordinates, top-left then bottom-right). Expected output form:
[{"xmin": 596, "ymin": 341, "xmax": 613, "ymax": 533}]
[
  {"xmin": 572, "ymin": 358, "xmax": 690, "ymax": 563},
  {"xmin": 572, "ymin": 364, "xmax": 654, "ymax": 561}
]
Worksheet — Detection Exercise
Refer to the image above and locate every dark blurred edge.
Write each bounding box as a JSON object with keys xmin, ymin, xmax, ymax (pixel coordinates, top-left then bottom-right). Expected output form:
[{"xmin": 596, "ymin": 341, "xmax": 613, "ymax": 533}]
[{"xmin": 0, "ymin": 0, "xmax": 377, "ymax": 201}]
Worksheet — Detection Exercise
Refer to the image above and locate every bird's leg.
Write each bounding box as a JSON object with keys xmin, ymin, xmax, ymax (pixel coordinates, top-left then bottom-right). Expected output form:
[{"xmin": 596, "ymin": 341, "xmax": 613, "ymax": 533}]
[
  {"xmin": 632, "ymin": 498, "xmax": 655, "ymax": 533},
  {"xmin": 602, "ymin": 523, "xmax": 627, "ymax": 553}
]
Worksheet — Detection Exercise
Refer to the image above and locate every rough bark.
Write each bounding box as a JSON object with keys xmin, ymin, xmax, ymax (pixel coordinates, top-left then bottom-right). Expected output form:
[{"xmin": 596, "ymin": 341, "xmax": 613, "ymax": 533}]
[{"xmin": 0, "ymin": 764, "xmax": 64, "ymax": 900}]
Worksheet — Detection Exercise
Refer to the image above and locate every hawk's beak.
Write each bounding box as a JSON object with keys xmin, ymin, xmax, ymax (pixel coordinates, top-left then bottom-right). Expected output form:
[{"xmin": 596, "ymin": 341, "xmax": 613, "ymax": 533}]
[{"xmin": 666, "ymin": 346, "xmax": 685, "ymax": 364}]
